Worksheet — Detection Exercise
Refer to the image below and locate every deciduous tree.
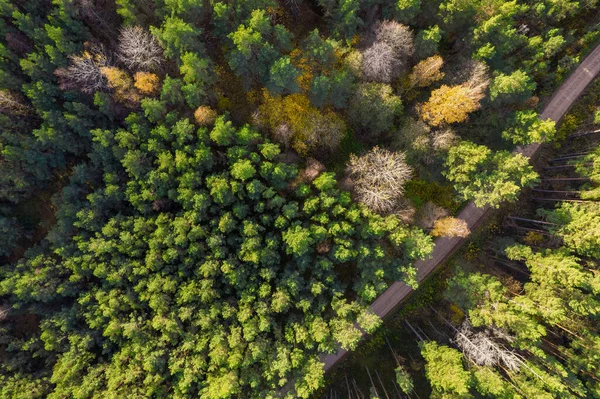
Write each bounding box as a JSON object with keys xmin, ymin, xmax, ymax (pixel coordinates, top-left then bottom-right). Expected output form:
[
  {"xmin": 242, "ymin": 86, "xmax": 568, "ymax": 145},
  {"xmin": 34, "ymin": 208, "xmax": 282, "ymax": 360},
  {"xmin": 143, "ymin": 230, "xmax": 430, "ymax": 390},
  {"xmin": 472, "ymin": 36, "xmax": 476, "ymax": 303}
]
[
  {"xmin": 194, "ymin": 106, "xmax": 218, "ymax": 126},
  {"xmin": 444, "ymin": 141, "xmax": 539, "ymax": 208},
  {"xmin": 100, "ymin": 66, "xmax": 141, "ymax": 106},
  {"xmin": 54, "ymin": 47, "xmax": 110, "ymax": 94},
  {"xmin": 346, "ymin": 147, "xmax": 412, "ymax": 213},
  {"xmin": 349, "ymin": 82, "xmax": 402, "ymax": 140},
  {"xmin": 502, "ymin": 110, "xmax": 556, "ymax": 145},
  {"xmin": 489, "ymin": 70, "xmax": 536, "ymax": 104},
  {"xmin": 431, "ymin": 216, "xmax": 470, "ymax": 237},
  {"xmin": 420, "ymin": 85, "xmax": 475, "ymax": 126},
  {"xmin": 118, "ymin": 26, "xmax": 164, "ymax": 71},
  {"xmin": 133, "ymin": 71, "xmax": 160, "ymax": 95}
]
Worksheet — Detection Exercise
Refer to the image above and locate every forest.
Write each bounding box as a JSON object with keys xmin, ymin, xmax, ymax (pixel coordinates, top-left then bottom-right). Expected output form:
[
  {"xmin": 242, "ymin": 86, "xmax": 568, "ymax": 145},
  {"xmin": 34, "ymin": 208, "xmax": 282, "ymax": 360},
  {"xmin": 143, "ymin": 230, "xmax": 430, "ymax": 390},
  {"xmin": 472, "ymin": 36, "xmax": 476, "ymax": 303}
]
[
  {"xmin": 0, "ymin": 0, "xmax": 598, "ymax": 398},
  {"xmin": 322, "ymin": 79, "xmax": 600, "ymax": 399}
]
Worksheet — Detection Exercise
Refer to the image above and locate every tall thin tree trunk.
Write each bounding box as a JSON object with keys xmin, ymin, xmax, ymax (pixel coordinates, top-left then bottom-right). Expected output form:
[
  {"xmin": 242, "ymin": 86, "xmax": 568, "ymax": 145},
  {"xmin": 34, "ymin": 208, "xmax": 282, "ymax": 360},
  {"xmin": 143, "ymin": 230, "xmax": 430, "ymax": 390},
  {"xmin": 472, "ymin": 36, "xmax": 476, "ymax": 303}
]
[
  {"xmin": 345, "ymin": 374, "xmax": 354, "ymax": 399},
  {"xmin": 405, "ymin": 320, "xmax": 424, "ymax": 342},
  {"xmin": 366, "ymin": 367, "xmax": 379, "ymax": 398},
  {"xmin": 375, "ymin": 370, "xmax": 391, "ymax": 399},
  {"xmin": 507, "ymin": 216, "xmax": 557, "ymax": 225}
]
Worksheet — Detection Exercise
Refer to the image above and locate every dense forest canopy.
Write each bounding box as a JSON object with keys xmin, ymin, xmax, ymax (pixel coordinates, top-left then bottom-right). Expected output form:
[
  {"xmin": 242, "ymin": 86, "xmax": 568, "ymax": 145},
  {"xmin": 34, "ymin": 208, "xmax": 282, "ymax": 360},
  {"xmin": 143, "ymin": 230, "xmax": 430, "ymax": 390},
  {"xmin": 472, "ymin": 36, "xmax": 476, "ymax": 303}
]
[{"xmin": 0, "ymin": 0, "xmax": 598, "ymax": 397}]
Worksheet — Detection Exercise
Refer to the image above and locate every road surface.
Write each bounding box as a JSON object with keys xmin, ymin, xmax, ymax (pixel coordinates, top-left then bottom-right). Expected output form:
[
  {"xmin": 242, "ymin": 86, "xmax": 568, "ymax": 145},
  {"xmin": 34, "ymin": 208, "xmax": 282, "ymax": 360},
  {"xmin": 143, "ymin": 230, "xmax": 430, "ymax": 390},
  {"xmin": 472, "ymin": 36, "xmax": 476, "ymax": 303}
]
[{"xmin": 320, "ymin": 42, "xmax": 600, "ymax": 371}]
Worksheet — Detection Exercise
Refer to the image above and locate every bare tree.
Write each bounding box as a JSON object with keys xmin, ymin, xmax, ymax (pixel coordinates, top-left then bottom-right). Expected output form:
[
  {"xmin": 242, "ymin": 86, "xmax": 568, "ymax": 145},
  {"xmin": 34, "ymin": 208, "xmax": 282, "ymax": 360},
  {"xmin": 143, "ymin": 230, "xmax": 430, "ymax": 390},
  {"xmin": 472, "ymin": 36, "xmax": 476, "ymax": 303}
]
[
  {"xmin": 447, "ymin": 59, "xmax": 490, "ymax": 100},
  {"xmin": 373, "ymin": 20, "xmax": 414, "ymax": 58},
  {"xmin": 408, "ymin": 55, "xmax": 445, "ymax": 88},
  {"xmin": 118, "ymin": 26, "xmax": 163, "ymax": 71},
  {"xmin": 362, "ymin": 21, "xmax": 414, "ymax": 83},
  {"xmin": 0, "ymin": 90, "xmax": 30, "ymax": 115},
  {"xmin": 0, "ymin": 300, "xmax": 11, "ymax": 322},
  {"xmin": 54, "ymin": 45, "xmax": 110, "ymax": 93},
  {"xmin": 465, "ymin": 60, "xmax": 490, "ymax": 102},
  {"xmin": 362, "ymin": 41, "xmax": 399, "ymax": 83},
  {"xmin": 273, "ymin": 123, "xmax": 294, "ymax": 149},
  {"xmin": 432, "ymin": 128, "xmax": 458, "ymax": 152},
  {"xmin": 346, "ymin": 147, "xmax": 412, "ymax": 213},
  {"xmin": 454, "ymin": 322, "xmax": 521, "ymax": 371}
]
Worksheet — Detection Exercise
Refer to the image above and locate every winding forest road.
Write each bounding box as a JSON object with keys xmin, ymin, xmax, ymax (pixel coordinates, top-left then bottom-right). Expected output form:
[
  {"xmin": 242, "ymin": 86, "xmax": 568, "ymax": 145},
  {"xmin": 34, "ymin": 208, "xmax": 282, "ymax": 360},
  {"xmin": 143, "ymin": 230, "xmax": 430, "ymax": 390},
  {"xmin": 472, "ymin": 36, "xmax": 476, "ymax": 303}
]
[{"xmin": 320, "ymin": 43, "xmax": 600, "ymax": 371}]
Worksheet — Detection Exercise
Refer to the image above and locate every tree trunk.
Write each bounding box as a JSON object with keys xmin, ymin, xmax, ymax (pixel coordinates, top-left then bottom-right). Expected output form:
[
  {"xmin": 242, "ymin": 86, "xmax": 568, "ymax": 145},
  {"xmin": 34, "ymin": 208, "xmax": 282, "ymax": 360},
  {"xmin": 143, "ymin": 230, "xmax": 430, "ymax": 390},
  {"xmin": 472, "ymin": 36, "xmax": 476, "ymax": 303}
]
[
  {"xmin": 541, "ymin": 177, "xmax": 589, "ymax": 181},
  {"xmin": 544, "ymin": 163, "xmax": 591, "ymax": 170},
  {"xmin": 532, "ymin": 189, "xmax": 581, "ymax": 194},
  {"xmin": 550, "ymin": 152, "xmax": 590, "ymax": 162},
  {"xmin": 375, "ymin": 370, "xmax": 391, "ymax": 399},
  {"xmin": 345, "ymin": 374, "xmax": 354, "ymax": 399},
  {"xmin": 405, "ymin": 320, "xmax": 424, "ymax": 342},
  {"xmin": 568, "ymin": 129, "xmax": 600, "ymax": 138},
  {"xmin": 366, "ymin": 367, "xmax": 379, "ymax": 398},
  {"xmin": 506, "ymin": 216, "xmax": 557, "ymax": 225},
  {"xmin": 511, "ymin": 225, "xmax": 552, "ymax": 235},
  {"xmin": 533, "ymin": 198, "xmax": 588, "ymax": 203}
]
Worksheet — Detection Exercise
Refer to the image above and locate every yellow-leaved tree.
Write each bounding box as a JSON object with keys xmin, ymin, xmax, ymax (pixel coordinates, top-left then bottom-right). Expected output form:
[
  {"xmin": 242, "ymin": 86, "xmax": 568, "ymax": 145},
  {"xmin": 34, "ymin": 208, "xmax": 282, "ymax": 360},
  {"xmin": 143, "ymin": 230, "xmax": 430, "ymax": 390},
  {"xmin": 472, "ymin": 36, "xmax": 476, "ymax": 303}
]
[
  {"xmin": 419, "ymin": 84, "xmax": 480, "ymax": 126},
  {"xmin": 134, "ymin": 72, "xmax": 161, "ymax": 95},
  {"xmin": 418, "ymin": 61, "xmax": 489, "ymax": 127},
  {"xmin": 100, "ymin": 66, "xmax": 140, "ymax": 106},
  {"xmin": 194, "ymin": 106, "xmax": 218, "ymax": 126},
  {"xmin": 258, "ymin": 92, "xmax": 346, "ymax": 155},
  {"xmin": 408, "ymin": 55, "xmax": 445, "ymax": 88}
]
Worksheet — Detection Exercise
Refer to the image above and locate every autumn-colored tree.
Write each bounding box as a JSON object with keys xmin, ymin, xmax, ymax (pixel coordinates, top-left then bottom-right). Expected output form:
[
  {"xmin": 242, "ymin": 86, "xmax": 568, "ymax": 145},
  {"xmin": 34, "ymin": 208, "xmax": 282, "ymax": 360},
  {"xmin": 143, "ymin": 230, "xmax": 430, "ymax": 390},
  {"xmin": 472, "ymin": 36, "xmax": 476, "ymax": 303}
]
[
  {"xmin": 100, "ymin": 66, "xmax": 141, "ymax": 106},
  {"xmin": 258, "ymin": 92, "xmax": 346, "ymax": 155},
  {"xmin": 133, "ymin": 72, "xmax": 160, "ymax": 95},
  {"xmin": 194, "ymin": 106, "xmax": 218, "ymax": 126},
  {"xmin": 431, "ymin": 216, "xmax": 470, "ymax": 237},
  {"xmin": 408, "ymin": 55, "xmax": 445, "ymax": 88},
  {"xmin": 419, "ymin": 84, "xmax": 482, "ymax": 126},
  {"xmin": 419, "ymin": 60, "xmax": 489, "ymax": 126}
]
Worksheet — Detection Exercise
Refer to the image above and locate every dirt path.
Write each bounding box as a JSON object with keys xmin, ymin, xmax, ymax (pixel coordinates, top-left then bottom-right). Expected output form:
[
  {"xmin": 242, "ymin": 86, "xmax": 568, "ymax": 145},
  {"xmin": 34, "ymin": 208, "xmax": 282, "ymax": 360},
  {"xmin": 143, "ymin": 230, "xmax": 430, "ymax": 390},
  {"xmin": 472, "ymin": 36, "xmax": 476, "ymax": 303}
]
[{"xmin": 320, "ymin": 43, "xmax": 600, "ymax": 371}]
